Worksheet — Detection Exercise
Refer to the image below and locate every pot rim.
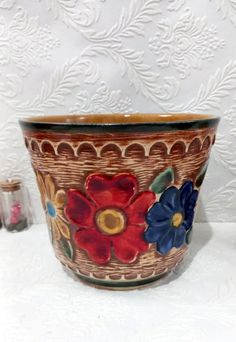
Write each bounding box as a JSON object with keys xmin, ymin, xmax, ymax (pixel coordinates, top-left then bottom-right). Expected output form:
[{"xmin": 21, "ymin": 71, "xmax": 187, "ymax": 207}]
[{"xmin": 19, "ymin": 113, "xmax": 220, "ymax": 133}]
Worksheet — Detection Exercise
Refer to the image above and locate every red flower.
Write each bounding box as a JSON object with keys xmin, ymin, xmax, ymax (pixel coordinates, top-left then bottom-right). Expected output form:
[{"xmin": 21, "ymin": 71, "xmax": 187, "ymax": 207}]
[{"xmin": 65, "ymin": 174, "xmax": 155, "ymax": 265}]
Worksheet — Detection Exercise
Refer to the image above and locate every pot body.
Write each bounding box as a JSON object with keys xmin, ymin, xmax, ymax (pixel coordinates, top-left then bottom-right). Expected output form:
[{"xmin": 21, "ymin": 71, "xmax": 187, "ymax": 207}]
[{"xmin": 20, "ymin": 114, "xmax": 219, "ymax": 289}]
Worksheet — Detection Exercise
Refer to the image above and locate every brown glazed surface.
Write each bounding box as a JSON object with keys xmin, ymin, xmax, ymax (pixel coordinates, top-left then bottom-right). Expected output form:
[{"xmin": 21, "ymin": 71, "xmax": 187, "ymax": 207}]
[{"xmin": 20, "ymin": 113, "xmax": 219, "ymax": 288}]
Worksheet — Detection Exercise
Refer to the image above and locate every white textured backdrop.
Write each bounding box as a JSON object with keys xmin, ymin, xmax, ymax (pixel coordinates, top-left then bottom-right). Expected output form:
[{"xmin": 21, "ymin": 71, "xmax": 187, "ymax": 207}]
[{"xmin": 0, "ymin": 0, "xmax": 236, "ymax": 223}]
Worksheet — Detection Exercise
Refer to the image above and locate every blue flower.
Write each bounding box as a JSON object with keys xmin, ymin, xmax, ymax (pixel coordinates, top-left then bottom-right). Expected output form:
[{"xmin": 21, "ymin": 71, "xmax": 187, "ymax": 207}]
[{"xmin": 144, "ymin": 181, "xmax": 198, "ymax": 255}]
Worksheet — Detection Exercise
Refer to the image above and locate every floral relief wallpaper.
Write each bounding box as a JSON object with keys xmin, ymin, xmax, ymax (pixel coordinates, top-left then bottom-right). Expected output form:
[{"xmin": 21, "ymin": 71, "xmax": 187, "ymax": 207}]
[{"xmin": 0, "ymin": 0, "xmax": 236, "ymax": 223}]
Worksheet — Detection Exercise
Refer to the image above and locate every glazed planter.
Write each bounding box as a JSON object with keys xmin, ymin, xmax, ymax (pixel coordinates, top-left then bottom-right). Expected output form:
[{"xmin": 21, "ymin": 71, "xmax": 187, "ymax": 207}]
[{"xmin": 20, "ymin": 114, "xmax": 219, "ymax": 289}]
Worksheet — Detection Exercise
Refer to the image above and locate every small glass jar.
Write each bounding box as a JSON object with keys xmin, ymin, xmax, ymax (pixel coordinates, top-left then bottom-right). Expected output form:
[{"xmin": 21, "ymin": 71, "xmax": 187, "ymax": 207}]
[{"xmin": 0, "ymin": 179, "xmax": 29, "ymax": 232}]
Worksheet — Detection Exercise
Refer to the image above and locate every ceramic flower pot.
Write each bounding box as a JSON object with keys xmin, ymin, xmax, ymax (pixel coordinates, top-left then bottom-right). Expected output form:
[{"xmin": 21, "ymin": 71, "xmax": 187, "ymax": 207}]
[{"xmin": 20, "ymin": 113, "xmax": 219, "ymax": 289}]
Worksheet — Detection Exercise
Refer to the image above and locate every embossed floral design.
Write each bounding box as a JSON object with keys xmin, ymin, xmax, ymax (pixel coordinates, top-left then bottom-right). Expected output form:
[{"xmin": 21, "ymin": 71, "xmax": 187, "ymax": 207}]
[
  {"xmin": 70, "ymin": 82, "xmax": 134, "ymax": 114},
  {"xmin": 164, "ymin": 60, "xmax": 236, "ymax": 113},
  {"xmin": 65, "ymin": 174, "xmax": 155, "ymax": 265},
  {"xmin": 45, "ymin": 0, "xmax": 101, "ymax": 29},
  {"xmin": 81, "ymin": 0, "xmax": 180, "ymax": 103},
  {"xmin": 210, "ymin": 0, "xmax": 236, "ymax": 28},
  {"xmin": 0, "ymin": 8, "xmax": 60, "ymax": 76},
  {"xmin": 149, "ymin": 10, "xmax": 224, "ymax": 79},
  {"xmin": 0, "ymin": 0, "xmax": 16, "ymax": 9},
  {"xmin": 144, "ymin": 181, "xmax": 198, "ymax": 254},
  {"xmin": 36, "ymin": 172, "xmax": 70, "ymax": 240},
  {"xmin": 167, "ymin": 0, "xmax": 185, "ymax": 11},
  {"xmin": 9, "ymin": 58, "xmax": 99, "ymax": 113}
]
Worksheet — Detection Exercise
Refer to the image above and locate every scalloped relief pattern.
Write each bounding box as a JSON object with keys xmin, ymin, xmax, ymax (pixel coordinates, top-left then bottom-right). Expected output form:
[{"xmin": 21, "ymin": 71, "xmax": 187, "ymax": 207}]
[
  {"xmin": 0, "ymin": 0, "xmax": 235, "ymax": 223},
  {"xmin": 25, "ymin": 134, "xmax": 215, "ymax": 158}
]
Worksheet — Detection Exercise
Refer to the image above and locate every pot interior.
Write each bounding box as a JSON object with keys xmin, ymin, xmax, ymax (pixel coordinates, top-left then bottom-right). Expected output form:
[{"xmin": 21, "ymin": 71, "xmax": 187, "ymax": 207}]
[{"xmin": 20, "ymin": 113, "xmax": 218, "ymax": 125}]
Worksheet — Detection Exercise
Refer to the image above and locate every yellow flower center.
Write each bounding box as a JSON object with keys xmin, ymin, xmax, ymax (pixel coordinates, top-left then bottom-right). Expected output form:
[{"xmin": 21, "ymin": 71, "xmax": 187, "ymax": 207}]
[
  {"xmin": 96, "ymin": 208, "xmax": 126, "ymax": 235},
  {"xmin": 172, "ymin": 212, "xmax": 183, "ymax": 228}
]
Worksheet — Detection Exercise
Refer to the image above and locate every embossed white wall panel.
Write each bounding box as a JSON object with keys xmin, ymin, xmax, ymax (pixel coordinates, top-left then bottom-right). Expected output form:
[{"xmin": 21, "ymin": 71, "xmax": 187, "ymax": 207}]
[{"xmin": 0, "ymin": 0, "xmax": 236, "ymax": 223}]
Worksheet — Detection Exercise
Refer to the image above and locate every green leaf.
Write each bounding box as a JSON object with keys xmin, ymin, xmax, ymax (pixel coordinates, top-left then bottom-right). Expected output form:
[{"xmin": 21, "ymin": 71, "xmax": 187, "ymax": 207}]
[
  {"xmin": 195, "ymin": 162, "xmax": 209, "ymax": 188},
  {"xmin": 60, "ymin": 239, "xmax": 74, "ymax": 261},
  {"xmin": 186, "ymin": 227, "xmax": 193, "ymax": 245},
  {"xmin": 151, "ymin": 167, "xmax": 174, "ymax": 194}
]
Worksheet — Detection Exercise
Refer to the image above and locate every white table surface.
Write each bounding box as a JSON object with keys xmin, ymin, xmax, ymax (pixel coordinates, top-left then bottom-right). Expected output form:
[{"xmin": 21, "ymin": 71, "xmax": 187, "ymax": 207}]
[{"xmin": 0, "ymin": 223, "xmax": 236, "ymax": 342}]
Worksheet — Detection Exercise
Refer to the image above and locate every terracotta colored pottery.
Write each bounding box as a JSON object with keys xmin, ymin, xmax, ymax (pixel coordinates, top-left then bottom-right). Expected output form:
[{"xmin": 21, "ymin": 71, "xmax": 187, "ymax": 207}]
[{"xmin": 20, "ymin": 113, "xmax": 219, "ymax": 289}]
